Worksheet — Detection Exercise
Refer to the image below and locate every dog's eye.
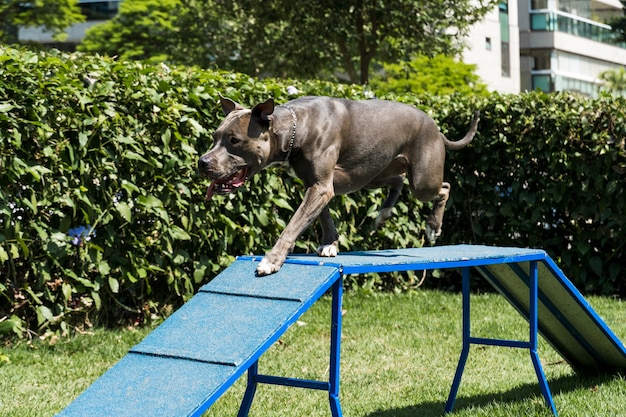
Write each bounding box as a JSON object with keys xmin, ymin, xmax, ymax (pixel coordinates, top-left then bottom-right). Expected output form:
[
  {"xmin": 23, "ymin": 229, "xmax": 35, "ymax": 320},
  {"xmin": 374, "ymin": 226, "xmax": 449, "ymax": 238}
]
[{"xmin": 229, "ymin": 136, "xmax": 240, "ymax": 145}]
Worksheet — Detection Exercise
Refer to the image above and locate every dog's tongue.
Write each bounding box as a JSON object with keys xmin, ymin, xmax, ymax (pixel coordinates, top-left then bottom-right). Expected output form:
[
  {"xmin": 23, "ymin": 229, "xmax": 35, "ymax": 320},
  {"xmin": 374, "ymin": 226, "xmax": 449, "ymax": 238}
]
[
  {"xmin": 205, "ymin": 168, "xmax": 248, "ymax": 201},
  {"xmin": 206, "ymin": 181, "xmax": 217, "ymax": 201}
]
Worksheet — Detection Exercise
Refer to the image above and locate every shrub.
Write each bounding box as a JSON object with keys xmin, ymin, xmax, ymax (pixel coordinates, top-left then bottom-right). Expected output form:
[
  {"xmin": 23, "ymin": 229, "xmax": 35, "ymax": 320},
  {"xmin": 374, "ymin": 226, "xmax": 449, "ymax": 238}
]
[
  {"xmin": 1, "ymin": 46, "xmax": 624, "ymax": 338},
  {"xmin": 370, "ymin": 54, "xmax": 489, "ymax": 96},
  {"xmin": 0, "ymin": 46, "xmax": 377, "ymax": 337},
  {"xmin": 433, "ymin": 92, "xmax": 626, "ymax": 296}
]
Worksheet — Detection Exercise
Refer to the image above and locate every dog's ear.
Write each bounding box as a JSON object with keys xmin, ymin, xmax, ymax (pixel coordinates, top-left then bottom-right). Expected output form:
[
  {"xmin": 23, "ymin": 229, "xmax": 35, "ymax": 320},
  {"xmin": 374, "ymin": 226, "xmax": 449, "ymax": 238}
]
[
  {"xmin": 220, "ymin": 96, "xmax": 245, "ymax": 116},
  {"xmin": 251, "ymin": 98, "xmax": 275, "ymax": 123}
]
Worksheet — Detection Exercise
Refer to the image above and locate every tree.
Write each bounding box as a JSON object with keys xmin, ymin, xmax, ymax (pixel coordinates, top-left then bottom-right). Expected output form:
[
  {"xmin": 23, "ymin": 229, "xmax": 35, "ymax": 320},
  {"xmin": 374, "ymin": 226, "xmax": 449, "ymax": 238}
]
[
  {"xmin": 79, "ymin": 0, "xmax": 498, "ymax": 84},
  {"xmin": 598, "ymin": 67, "xmax": 626, "ymax": 95},
  {"xmin": 610, "ymin": 1, "xmax": 626, "ymax": 43},
  {"xmin": 370, "ymin": 54, "xmax": 489, "ymax": 96},
  {"xmin": 232, "ymin": 0, "xmax": 498, "ymax": 84},
  {"xmin": 0, "ymin": 0, "xmax": 84, "ymax": 44},
  {"xmin": 78, "ymin": 0, "xmax": 182, "ymax": 63},
  {"xmin": 79, "ymin": 0, "xmax": 279, "ymax": 70}
]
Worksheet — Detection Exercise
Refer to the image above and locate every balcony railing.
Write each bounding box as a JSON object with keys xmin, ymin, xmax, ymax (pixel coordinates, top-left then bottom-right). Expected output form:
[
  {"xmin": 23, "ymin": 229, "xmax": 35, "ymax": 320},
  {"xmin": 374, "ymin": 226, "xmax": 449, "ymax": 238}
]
[
  {"xmin": 530, "ymin": 10, "xmax": 626, "ymax": 48},
  {"xmin": 531, "ymin": 70, "xmax": 606, "ymax": 98}
]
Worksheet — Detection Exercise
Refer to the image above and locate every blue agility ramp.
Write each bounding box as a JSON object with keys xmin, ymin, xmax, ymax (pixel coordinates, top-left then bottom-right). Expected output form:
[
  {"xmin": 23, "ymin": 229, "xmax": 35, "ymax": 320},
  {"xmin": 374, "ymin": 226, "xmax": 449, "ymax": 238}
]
[
  {"xmin": 56, "ymin": 245, "xmax": 626, "ymax": 417},
  {"xmin": 56, "ymin": 260, "xmax": 343, "ymax": 417}
]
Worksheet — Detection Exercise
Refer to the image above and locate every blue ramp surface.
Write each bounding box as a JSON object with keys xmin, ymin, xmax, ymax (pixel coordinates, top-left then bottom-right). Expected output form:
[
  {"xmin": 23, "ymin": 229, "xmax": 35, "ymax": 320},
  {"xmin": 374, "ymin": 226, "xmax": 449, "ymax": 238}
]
[{"xmin": 56, "ymin": 260, "xmax": 341, "ymax": 417}]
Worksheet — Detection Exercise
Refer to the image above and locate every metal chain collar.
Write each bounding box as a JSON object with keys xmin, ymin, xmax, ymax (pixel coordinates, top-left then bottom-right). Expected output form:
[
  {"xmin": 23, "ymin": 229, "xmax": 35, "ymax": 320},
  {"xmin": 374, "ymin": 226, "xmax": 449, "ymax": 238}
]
[{"xmin": 280, "ymin": 105, "xmax": 297, "ymax": 162}]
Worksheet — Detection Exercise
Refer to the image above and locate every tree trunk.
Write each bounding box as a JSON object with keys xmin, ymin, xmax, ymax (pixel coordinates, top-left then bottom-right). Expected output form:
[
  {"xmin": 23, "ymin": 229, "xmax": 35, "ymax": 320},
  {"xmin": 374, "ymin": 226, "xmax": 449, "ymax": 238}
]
[{"xmin": 338, "ymin": 40, "xmax": 359, "ymax": 84}]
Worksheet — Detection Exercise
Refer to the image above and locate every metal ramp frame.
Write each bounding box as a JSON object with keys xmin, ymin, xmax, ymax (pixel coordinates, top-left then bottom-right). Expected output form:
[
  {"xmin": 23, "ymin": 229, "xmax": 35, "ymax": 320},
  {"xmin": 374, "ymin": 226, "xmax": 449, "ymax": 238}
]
[{"xmin": 56, "ymin": 245, "xmax": 626, "ymax": 417}]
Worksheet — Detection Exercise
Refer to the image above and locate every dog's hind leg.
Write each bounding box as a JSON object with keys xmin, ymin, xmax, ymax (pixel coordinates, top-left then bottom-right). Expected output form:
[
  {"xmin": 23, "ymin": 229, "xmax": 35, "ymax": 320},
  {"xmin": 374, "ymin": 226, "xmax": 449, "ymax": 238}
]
[
  {"xmin": 374, "ymin": 175, "xmax": 404, "ymax": 228},
  {"xmin": 425, "ymin": 182, "xmax": 450, "ymax": 243},
  {"xmin": 317, "ymin": 205, "xmax": 339, "ymax": 257},
  {"xmin": 405, "ymin": 147, "xmax": 448, "ymax": 243}
]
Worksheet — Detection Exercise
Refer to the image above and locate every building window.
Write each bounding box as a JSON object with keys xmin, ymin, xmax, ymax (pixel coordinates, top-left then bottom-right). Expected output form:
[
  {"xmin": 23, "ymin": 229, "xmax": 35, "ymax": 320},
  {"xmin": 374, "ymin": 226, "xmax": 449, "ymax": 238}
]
[
  {"xmin": 486, "ymin": 37, "xmax": 492, "ymax": 50},
  {"xmin": 532, "ymin": 50, "xmax": 552, "ymax": 70},
  {"xmin": 501, "ymin": 42, "xmax": 511, "ymax": 77},
  {"xmin": 533, "ymin": 74, "xmax": 553, "ymax": 92},
  {"xmin": 79, "ymin": 1, "xmax": 120, "ymax": 21},
  {"xmin": 499, "ymin": 2, "xmax": 511, "ymax": 77}
]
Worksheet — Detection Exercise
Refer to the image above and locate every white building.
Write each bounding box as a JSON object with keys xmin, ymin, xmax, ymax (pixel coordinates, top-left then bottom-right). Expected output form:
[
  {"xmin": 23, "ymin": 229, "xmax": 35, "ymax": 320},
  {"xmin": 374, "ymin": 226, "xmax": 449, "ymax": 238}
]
[
  {"xmin": 463, "ymin": 2, "xmax": 522, "ymax": 94},
  {"xmin": 464, "ymin": 0, "xmax": 626, "ymax": 96},
  {"xmin": 520, "ymin": 0, "xmax": 626, "ymax": 96}
]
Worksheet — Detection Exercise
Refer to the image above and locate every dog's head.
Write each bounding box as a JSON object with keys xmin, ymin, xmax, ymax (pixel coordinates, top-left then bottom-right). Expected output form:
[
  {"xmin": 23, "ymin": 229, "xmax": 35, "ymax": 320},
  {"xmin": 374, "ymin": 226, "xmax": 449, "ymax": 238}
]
[{"xmin": 198, "ymin": 97, "xmax": 276, "ymax": 200}]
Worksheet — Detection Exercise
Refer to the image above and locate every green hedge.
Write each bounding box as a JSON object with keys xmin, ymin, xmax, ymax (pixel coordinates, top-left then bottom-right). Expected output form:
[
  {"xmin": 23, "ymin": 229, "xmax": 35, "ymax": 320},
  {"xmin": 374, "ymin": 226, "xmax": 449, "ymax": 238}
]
[
  {"xmin": 1, "ymin": 46, "xmax": 624, "ymax": 337},
  {"xmin": 435, "ymin": 92, "xmax": 626, "ymax": 296}
]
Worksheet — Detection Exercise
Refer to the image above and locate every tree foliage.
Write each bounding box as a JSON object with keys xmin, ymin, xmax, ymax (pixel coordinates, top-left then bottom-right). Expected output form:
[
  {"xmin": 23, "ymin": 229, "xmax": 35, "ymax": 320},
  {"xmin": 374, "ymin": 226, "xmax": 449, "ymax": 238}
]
[
  {"xmin": 79, "ymin": 0, "xmax": 498, "ymax": 84},
  {"xmin": 0, "ymin": 0, "xmax": 84, "ymax": 43},
  {"xmin": 610, "ymin": 0, "xmax": 626, "ymax": 43},
  {"xmin": 370, "ymin": 54, "xmax": 489, "ymax": 96},
  {"xmin": 598, "ymin": 66, "xmax": 626, "ymax": 96},
  {"xmin": 233, "ymin": 0, "xmax": 498, "ymax": 84},
  {"xmin": 78, "ymin": 0, "xmax": 182, "ymax": 63}
]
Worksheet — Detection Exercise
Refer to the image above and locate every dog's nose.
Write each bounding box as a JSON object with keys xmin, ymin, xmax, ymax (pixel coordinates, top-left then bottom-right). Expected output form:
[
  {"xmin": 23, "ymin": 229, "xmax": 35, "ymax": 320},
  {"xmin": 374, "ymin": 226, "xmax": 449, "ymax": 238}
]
[{"xmin": 198, "ymin": 155, "xmax": 210, "ymax": 173}]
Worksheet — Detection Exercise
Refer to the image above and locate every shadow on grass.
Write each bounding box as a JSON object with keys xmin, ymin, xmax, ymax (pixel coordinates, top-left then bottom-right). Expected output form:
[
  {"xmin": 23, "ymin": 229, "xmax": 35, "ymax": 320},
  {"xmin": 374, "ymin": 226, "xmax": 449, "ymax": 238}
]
[{"xmin": 364, "ymin": 372, "xmax": 618, "ymax": 417}]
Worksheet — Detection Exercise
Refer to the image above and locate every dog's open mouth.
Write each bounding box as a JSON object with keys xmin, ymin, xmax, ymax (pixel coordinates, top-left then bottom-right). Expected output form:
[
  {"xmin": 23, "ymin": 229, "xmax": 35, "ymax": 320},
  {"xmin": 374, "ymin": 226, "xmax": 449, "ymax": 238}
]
[{"xmin": 205, "ymin": 167, "xmax": 249, "ymax": 200}]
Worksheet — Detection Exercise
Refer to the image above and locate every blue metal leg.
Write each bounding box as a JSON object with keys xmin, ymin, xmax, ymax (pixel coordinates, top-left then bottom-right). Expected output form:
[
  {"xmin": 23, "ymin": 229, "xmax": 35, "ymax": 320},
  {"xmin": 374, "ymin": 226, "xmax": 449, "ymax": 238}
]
[
  {"xmin": 528, "ymin": 261, "xmax": 558, "ymax": 416},
  {"xmin": 329, "ymin": 277, "xmax": 344, "ymax": 417},
  {"xmin": 446, "ymin": 262, "xmax": 558, "ymax": 415},
  {"xmin": 237, "ymin": 276, "xmax": 344, "ymax": 417},
  {"xmin": 237, "ymin": 361, "xmax": 258, "ymax": 417},
  {"xmin": 445, "ymin": 267, "xmax": 472, "ymax": 413}
]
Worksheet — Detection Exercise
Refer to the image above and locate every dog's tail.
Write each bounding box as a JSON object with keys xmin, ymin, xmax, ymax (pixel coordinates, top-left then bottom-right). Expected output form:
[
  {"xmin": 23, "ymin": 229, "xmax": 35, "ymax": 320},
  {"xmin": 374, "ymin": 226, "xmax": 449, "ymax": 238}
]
[{"xmin": 441, "ymin": 110, "xmax": 480, "ymax": 150}]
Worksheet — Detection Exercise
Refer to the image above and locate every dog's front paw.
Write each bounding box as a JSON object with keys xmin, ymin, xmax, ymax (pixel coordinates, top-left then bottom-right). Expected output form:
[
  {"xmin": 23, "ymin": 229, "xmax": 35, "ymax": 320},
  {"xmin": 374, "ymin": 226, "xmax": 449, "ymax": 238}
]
[
  {"xmin": 256, "ymin": 258, "xmax": 281, "ymax": 276},
  {"xmin": 316, "ymin": 242, "xmax": 338, "ymax": 257}
]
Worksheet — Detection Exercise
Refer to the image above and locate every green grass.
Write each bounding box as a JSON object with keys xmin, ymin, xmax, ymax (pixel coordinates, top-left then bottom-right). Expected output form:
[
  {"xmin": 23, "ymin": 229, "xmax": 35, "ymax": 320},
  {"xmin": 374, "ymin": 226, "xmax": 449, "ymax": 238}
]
[{"xmin": 1, "ymin": 290, "xmax": 625, "ymax": 417}]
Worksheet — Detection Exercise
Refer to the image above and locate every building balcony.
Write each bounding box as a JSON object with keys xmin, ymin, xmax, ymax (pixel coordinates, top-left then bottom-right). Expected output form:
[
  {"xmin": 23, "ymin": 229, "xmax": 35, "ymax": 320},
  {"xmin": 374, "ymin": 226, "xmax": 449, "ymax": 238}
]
[
  {"xmin": 530, "ymin": 9, "xmax": 626, "ymax": 48},
  {"xmin": 531, "ymin": 69, "xmax": 603, "ymax": 97}
]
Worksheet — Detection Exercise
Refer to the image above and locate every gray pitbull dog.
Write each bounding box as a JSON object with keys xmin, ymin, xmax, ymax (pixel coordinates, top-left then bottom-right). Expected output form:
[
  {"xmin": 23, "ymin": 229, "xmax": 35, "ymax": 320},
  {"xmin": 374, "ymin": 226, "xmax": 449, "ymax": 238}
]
[{"xmin": 198, "ymin": 96, "xmax": 479, "ymax": 276}]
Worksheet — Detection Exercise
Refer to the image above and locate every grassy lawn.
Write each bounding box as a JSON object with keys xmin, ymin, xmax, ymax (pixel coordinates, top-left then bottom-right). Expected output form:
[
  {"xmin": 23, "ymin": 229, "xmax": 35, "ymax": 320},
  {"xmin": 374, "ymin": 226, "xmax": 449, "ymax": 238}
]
[{"xmin": 1, "ymin": 289, "xmax": 624, "ymax": 417}]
